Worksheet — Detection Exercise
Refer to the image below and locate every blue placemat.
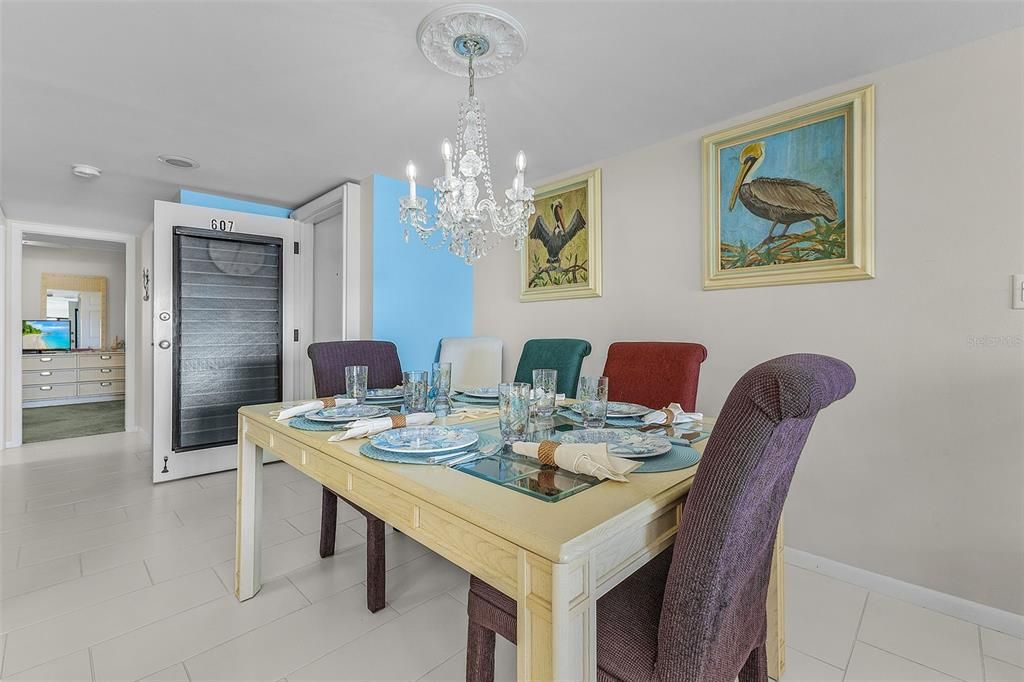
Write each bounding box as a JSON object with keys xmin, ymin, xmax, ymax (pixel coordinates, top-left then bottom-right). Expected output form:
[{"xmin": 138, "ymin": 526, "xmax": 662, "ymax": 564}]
[
  {"xmin": 358, "ymin": 432, "xmax": 502, "ymax": 465},
  {"xmin": 556, "ymin": 409, "xmax": 644, "ymax": 428},
  {"xmin": 633, "ymin": 442, "xmax": 701, "ymax": 473},
  {"xmin": 287, "ymin": 416, "xmax": 349, "ymax": 431}
]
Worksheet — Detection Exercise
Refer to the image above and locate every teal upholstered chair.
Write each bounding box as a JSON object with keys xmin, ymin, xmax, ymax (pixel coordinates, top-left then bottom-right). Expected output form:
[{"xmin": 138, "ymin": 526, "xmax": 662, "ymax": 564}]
[{"xmin": 513, "ymin": 338, "xmax": 592, "ymax": 397}]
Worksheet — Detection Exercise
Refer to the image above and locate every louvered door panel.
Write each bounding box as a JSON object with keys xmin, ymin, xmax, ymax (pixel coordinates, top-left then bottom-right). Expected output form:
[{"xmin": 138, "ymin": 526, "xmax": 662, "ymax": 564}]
[{"xmin": 173, "ymin": 228, "xmax": 284, "ymax": 452}]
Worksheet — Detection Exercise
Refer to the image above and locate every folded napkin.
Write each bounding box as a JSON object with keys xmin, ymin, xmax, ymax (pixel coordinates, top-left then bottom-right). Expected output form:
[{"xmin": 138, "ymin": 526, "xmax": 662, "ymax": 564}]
[
  {"xmin": 512, "ymin": 441, "xmax": 640, "ymax": 482},
  {"xmin": 448, "ymin": 407, "xmax": 500, "ymax": 421},
  {"xmin": 276, "ymin": 396, "xmax": 356, "ymax": 422},
  {"xmin": 642, "ymin": 402, "xmax": 703, "ymax": 426},
  {"xmin": 328, "ymin": 412, "xmax": 434, "ymax": 441}
]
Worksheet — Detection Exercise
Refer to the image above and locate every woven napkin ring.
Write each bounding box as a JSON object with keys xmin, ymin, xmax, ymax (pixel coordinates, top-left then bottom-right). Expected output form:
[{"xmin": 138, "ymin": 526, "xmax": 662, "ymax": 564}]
[
  {"xmin": 320, "ymin": 396, "xmax": 338, "ymax": 409},
  {"xmin": 390, "ymin": 415, "xmax": 407, "ymax": 428},
  {"xmin": 537, "ymin": 440, "xmax": 559, "ymax": 466},
  {"xmin": 660, "ymin": 408, "xmax": 674, "ymax": 425}
]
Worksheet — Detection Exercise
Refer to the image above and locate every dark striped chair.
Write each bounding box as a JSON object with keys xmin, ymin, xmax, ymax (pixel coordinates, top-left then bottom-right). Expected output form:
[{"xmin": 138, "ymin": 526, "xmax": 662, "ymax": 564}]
[
  {"xmin": 465, "ymin": 354, "xmax": 855, "ymax": 681},
  {"xmin": 307, "ymin": 340, "xmax": 403, "ymax": 613}
]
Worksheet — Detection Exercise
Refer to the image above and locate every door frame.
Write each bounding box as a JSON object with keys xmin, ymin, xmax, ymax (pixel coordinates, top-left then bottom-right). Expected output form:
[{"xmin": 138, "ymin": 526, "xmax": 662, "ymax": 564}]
[{"xmin": 3, "ymin": 220, "xmax": 138, "ymax": 448}]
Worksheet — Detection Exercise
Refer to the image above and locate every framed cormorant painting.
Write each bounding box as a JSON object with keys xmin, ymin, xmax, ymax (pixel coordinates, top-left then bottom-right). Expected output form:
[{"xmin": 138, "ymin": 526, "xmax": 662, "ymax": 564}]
[
  {"xmin": 702, "ymin": 85, "xmax": 875, "ymax": 290},
  {"xmin": 520, "ymin": 168, "xmax": 602, "ymax": 302}
]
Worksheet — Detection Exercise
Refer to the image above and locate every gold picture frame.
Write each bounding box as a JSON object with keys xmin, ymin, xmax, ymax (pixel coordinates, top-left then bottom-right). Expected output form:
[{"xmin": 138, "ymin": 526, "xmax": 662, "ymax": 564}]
[
  {"xmin": 520, "ymin": 168, "xmax": 602, "ymax": 302},
  {"xmin": 702, "ymin": 85, "xmax": 875, "ymax": 290}
]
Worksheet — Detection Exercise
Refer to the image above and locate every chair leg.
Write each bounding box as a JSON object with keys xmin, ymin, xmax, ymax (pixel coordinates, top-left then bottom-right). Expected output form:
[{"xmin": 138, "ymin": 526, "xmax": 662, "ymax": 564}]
[
  {"xmin": 319, "ymin": 486, "xmax": 337, "ymax": 558},
  {"xmin": 466, "ymin": 620, "xmax": 496, "ymax": 682},
  {"xmin": 365, "ymin": 515, "xmax": 387, "ymax": 613},
  {"xmin": 739, "ymin": 643, "xmax": 768, "ymax": 682}
]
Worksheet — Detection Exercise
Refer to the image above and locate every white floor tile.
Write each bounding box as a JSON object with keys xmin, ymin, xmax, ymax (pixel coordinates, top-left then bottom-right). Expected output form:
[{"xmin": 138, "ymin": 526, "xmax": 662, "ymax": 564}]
[
  {"xmin": 784, "ymin": 564, "xmax": 866, "ymax": 667},
  {"xmin": 384, "ymin": 552, "xmax": 469, "ymax": 615},
  {"xmin": 145, "ymin": 518, "xmax": 301, "ymax": 583},
  {"xmin": 845, "ymin": 642, "xmax": 960, "ymax": 681},
  {"xmin": 0, "ymin": 503, "xmax": 76, "ymax": 533},
  {"xmin": 140, "ymin": 662, "xmax": 192, "ymax": 681},
  {"xmin": 288, "ymin": 594, "xmax": 467, "ymax": 681},
  {"xmin": 3, "ymin": 648, "xmax": 92, "ymax": 681},
  {"xmin": 0, "ymin": 560, "xmax": 150, "ymax": 634},
  {"xmin": 417, "ymin": 639, "xmax": 517, "ymax": 682},
  {"xmin": 0, "ymin": 554, "xmax": 81, "ymax": 600},
  {"xmin": 18, "ymin": 511, "xmax": 182, "ymax": 567},
  {"xmin": 983, "ymin": 628, "xmax": 1024, "ymax": 668},
  {"xmin": 212, "ymin": 527, "xmax": 362, "ymax": 588},
  {"xmin": 0, "ymin": 506, "xmax": 127, "ymax": 550},
  {"xmin": 285, "ymin": 501, "xmax": 361, "ymax": 536},
  {"xmin": 783, "ymin": 647, "xmax": 844, "ymax": 681},
  {"xmin": 91, "ymin": 577, "xmax": 308, "ymax": 681},
  {"xmin": 858, "ymin": 593, "xmax": 983, "ymax": 681},
  {"xmin": 2, "ymin": 568, "xmax": 224, "ymax": 676},
  {"xmin": 985, "ymin": 657, "xmax": 1024, "ymax": 681},
  {"xmin": 183, "ymin": 583, "xmax": 398, "ymax": 682},
  {"xmin": 80, "ymin": 515, "xmax": 235, "ymax": 575}
]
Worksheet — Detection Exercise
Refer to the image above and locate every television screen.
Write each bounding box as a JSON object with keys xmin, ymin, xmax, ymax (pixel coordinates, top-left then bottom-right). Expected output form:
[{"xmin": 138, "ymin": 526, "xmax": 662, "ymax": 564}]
[{"xmin": 23, "ymin": 319, "xmax": 71, "ymax": 351}]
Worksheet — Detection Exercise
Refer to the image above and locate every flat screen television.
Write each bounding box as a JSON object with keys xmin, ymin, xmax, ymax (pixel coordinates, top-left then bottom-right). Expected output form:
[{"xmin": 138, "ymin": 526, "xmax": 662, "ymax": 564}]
[{"xmin": 22, "ymin": 319, "xmax": 71, "ymax": 352}]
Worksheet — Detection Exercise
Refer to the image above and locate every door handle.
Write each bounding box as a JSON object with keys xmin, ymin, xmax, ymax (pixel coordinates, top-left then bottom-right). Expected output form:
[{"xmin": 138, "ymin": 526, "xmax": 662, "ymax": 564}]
[
  {"xmin": 100, "ymin": 355, "xmax": 112, "ymax": 360},
  {"xmin": 40, "ymin": 371, "xmax": 52, "ymax": 376},
  {"xmin": 39, "ymin": 386, "xmax": 53, "ymax": 391},
  {"xmin": 158, "ymin": 340, "xmax": 171, "ymax": 349},
  {"xmin": 101, "ymin": 382, "xmax": 113, "ymax": 387},
  {"xmin": 100, "ymin": 368, "xmax": 112, "ymax": 373},
  {"xmin": 40, "ymin": 357, "xmax": 52, "ymax": 363}
]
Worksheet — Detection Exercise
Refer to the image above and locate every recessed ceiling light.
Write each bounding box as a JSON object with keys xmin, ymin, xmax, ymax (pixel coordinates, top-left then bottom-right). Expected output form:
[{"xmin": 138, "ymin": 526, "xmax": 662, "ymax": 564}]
[
  {"xmin": 158, "ymin": 154, "xmax": 199, "ymax": 169},
  {"xmin": 70, "ymin": 163, "xmax": 102, "ymax": 179}
]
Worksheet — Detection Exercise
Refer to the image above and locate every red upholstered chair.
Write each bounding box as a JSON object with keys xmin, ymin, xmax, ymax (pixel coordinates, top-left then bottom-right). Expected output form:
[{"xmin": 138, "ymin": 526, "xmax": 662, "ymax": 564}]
[{"xmin": 603, "ymin": 342, "xmax": 708, "ymax": 410}]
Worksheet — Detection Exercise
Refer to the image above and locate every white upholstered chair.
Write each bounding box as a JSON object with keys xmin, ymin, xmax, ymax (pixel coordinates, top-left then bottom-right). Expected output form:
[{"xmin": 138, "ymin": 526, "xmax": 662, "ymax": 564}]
[{"xmin": 437, "ymin": 336, "xmax": 503, "ymax": 392}]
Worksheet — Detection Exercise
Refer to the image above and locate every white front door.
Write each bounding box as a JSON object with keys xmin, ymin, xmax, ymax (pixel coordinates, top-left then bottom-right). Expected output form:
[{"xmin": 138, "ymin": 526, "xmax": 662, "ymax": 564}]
[{"xmin": 151, "ymin": 201, "xmax": 310, "ymax": 482}]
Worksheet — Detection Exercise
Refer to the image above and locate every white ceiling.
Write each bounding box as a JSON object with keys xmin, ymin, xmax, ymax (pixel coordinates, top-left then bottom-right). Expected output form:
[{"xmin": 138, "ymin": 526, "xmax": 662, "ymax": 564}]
[{"xmin": 2, "ymin": 1, "xmax": 1021, "ymax": 234}]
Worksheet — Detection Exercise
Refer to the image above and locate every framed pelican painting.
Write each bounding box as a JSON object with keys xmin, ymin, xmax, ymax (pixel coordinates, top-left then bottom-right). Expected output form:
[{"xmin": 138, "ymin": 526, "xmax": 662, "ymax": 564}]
[
  {"xmin": 702, "ymin": 85, "xmax": 875, "ymax": 289},
  {"xmin": 520, "ymin": 168, "xmax": 602, "ymax": 302}
]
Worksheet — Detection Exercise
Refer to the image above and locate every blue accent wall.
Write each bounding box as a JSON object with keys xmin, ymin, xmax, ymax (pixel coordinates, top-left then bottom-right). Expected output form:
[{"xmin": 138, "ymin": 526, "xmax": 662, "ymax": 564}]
[
  {"xmin": 179, "ymin": 190, "xmax": 292, "ymax": 218},
  {"xmin": 371, "ymin": 174, "xmax": 473, "ymax": 372}
]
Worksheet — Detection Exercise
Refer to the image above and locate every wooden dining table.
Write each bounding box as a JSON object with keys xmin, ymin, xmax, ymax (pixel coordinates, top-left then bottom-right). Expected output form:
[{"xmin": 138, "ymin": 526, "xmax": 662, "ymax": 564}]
[{"xmin": 234, "ymin": 403, "xmax": 785, "ymax": 681}]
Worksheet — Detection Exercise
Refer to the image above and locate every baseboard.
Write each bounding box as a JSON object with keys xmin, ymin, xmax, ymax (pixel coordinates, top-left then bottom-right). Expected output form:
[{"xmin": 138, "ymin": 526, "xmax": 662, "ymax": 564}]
[{"xmin": 786, "ymin": 547, "xmax": 1024, "ymax": 639}]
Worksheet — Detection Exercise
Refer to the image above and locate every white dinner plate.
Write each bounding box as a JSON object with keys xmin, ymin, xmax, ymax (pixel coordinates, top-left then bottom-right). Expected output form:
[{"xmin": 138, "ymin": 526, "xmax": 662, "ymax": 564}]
[
  {"xmin": 304, "ymin": 404, "xmax": 391, "ymax": 423},
  {"xmin": 553, "ymin": 428, "xmax": 671, "ymax": 459},
  {"xmin": 370, "ymin": 426, "xmax": 479, "ymax": 455},
  {"xmin": 569, "ymin": 401, "xmax": 651, "ymax": 418}
]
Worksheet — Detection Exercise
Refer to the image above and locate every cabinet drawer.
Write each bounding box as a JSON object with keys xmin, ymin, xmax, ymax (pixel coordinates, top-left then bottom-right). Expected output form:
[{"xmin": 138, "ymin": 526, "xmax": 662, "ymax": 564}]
[
  {"xmin": 23, "ymin": 383, "xmax": 78, "ymax": 401},
  {"xmin": 79, "ymin": 367, "xmax": 125, "ymax": 382},
  {"xmin": 78, "ymin": 380, "xmax": 125, "ymax": 396},
  {"xmin": 22, "ymin": 354, "xmax": 76, "ymax": 371},
  {"xmin": 22, "ymin": 369, "xmax": 78, "ymax": 387},
  {"xmin": 78, "ymin": 354, "xmax": 125, "ymax": 369}
]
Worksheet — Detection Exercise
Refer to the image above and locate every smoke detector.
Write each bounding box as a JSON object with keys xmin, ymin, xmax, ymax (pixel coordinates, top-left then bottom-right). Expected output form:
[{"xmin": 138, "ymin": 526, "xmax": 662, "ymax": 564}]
[
  {"xmin": 70, "ymin": 164, "xmax": 102, "ymax": 179},
  {"xmin": 158, "ymin": 154, "xmax": 200, "ymax": 169}
]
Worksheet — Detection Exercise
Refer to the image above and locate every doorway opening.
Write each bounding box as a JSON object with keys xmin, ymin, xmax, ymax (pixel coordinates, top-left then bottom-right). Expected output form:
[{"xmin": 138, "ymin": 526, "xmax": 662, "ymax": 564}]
[{"xmin": 20, "ymin": 234, "xmax": 127, "ymax": 444}]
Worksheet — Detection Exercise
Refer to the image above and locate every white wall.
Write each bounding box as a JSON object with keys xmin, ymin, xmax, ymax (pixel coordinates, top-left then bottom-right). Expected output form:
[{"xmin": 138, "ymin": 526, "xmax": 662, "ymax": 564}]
[
  {"xmin": 21, "ymin": 244, "xmax": 127, "ymax": 346},
  {"xmin": 474, "ymin": 29, "xmax": 1024, "ymax": 614}
]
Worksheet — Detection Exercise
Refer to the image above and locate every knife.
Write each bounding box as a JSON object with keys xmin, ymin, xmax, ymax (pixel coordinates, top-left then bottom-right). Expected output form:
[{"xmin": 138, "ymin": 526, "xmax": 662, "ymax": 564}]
[
  {"xmin": 426, "ymin": 442, "xmax": 499, "ymax": 465},
  {"xmin": 443, "ymin": 443, "xmax": 501, "ymax": 467}
]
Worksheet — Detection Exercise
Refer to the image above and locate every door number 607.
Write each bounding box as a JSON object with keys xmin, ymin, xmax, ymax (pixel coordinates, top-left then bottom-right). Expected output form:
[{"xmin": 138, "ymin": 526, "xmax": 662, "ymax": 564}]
[{"xmin": 210, "ymin": 219, "xmax": 234, "ymax": 232}]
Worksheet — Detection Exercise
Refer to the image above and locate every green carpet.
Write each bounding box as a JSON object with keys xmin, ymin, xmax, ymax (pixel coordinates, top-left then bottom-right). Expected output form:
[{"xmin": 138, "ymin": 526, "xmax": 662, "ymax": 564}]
[{"xmin": 22, "ymin": 400, "xmax": 125, "ymax": 444}]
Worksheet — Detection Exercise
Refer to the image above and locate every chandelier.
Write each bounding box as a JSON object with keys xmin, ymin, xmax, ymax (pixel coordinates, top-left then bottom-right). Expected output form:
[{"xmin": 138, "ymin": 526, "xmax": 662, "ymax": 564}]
[{"xmin": 400, "ymin": 5, "xmax": 535, "ymax": 263}]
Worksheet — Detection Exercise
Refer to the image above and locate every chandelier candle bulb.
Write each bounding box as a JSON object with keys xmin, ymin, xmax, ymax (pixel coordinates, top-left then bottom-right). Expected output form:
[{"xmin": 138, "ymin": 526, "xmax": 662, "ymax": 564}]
[
  {"xmin": 406, "ymin": 161, "xmax": 417, "ymax": 200},
  {"xmin": 442, "ymin": 138, "xmax": 454, "ymax": 180}
]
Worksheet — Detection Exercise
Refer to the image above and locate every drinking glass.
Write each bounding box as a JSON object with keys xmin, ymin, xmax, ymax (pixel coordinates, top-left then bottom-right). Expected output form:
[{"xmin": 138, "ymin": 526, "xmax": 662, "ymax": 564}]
[
  {"xmin": 577, "ymin": 376, "xmax": 609, "ymax": 429},
  {"xmin": 345, "ymin": 365, "xmax": 368, "ymax": 404},
  {"xmin": 430, "ymin": 362, "xmax": 452, "ymax": 417},
  {"xmin": 532, "ymin": 368, "xmax": 557, "ymax": 417},
  {"xmin": 403, "ymin": 370, "xmax": 428, "ymax": 413},
  {"xmin": 498, "ymin": 382, "xmax": 531, "ymax": 445}
]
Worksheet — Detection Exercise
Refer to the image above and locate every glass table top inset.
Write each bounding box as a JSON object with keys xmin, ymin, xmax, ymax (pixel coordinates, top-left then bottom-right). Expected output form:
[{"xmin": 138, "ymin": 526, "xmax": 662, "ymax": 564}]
[{"xmin": 447, "ymin": 414, "xmax": 711, "ymax": 503}]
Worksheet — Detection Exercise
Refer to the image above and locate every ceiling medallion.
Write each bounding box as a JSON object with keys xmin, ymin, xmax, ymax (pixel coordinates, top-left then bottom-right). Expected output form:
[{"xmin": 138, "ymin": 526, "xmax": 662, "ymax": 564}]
[{"xmin": 402, "ymin": 4, "xmax": 534, "ymax": 263}]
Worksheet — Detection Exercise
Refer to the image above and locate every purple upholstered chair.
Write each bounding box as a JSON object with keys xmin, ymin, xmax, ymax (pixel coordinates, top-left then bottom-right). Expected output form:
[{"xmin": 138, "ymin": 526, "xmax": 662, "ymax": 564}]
[
  {"xmin": 465, "ymin": 354, "xmax": 855, "ymax": 681},
  {"xmin": 307, "ymin": 340, "xmax": 403, "ymax": 613}
]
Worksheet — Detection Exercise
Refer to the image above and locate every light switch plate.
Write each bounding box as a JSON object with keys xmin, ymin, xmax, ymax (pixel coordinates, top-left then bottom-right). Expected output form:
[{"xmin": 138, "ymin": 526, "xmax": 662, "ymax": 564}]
[{"xmin": 1013, "ymin": 274, "xmax": 1024, "ymax": 310}]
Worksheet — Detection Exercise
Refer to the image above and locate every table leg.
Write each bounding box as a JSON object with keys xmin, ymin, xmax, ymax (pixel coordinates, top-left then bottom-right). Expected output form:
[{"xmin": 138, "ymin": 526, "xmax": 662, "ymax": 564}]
[
  {"xmin": 767, "ymin": 521, "xmax": 785, "ymax": 680},
  {"xmin": 516, "ymin": 551, "xmax": 595, "ymax": 681},
  {"xmin": 235, "ymin": 430, "xmax": 263, "ymax": 601}
]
